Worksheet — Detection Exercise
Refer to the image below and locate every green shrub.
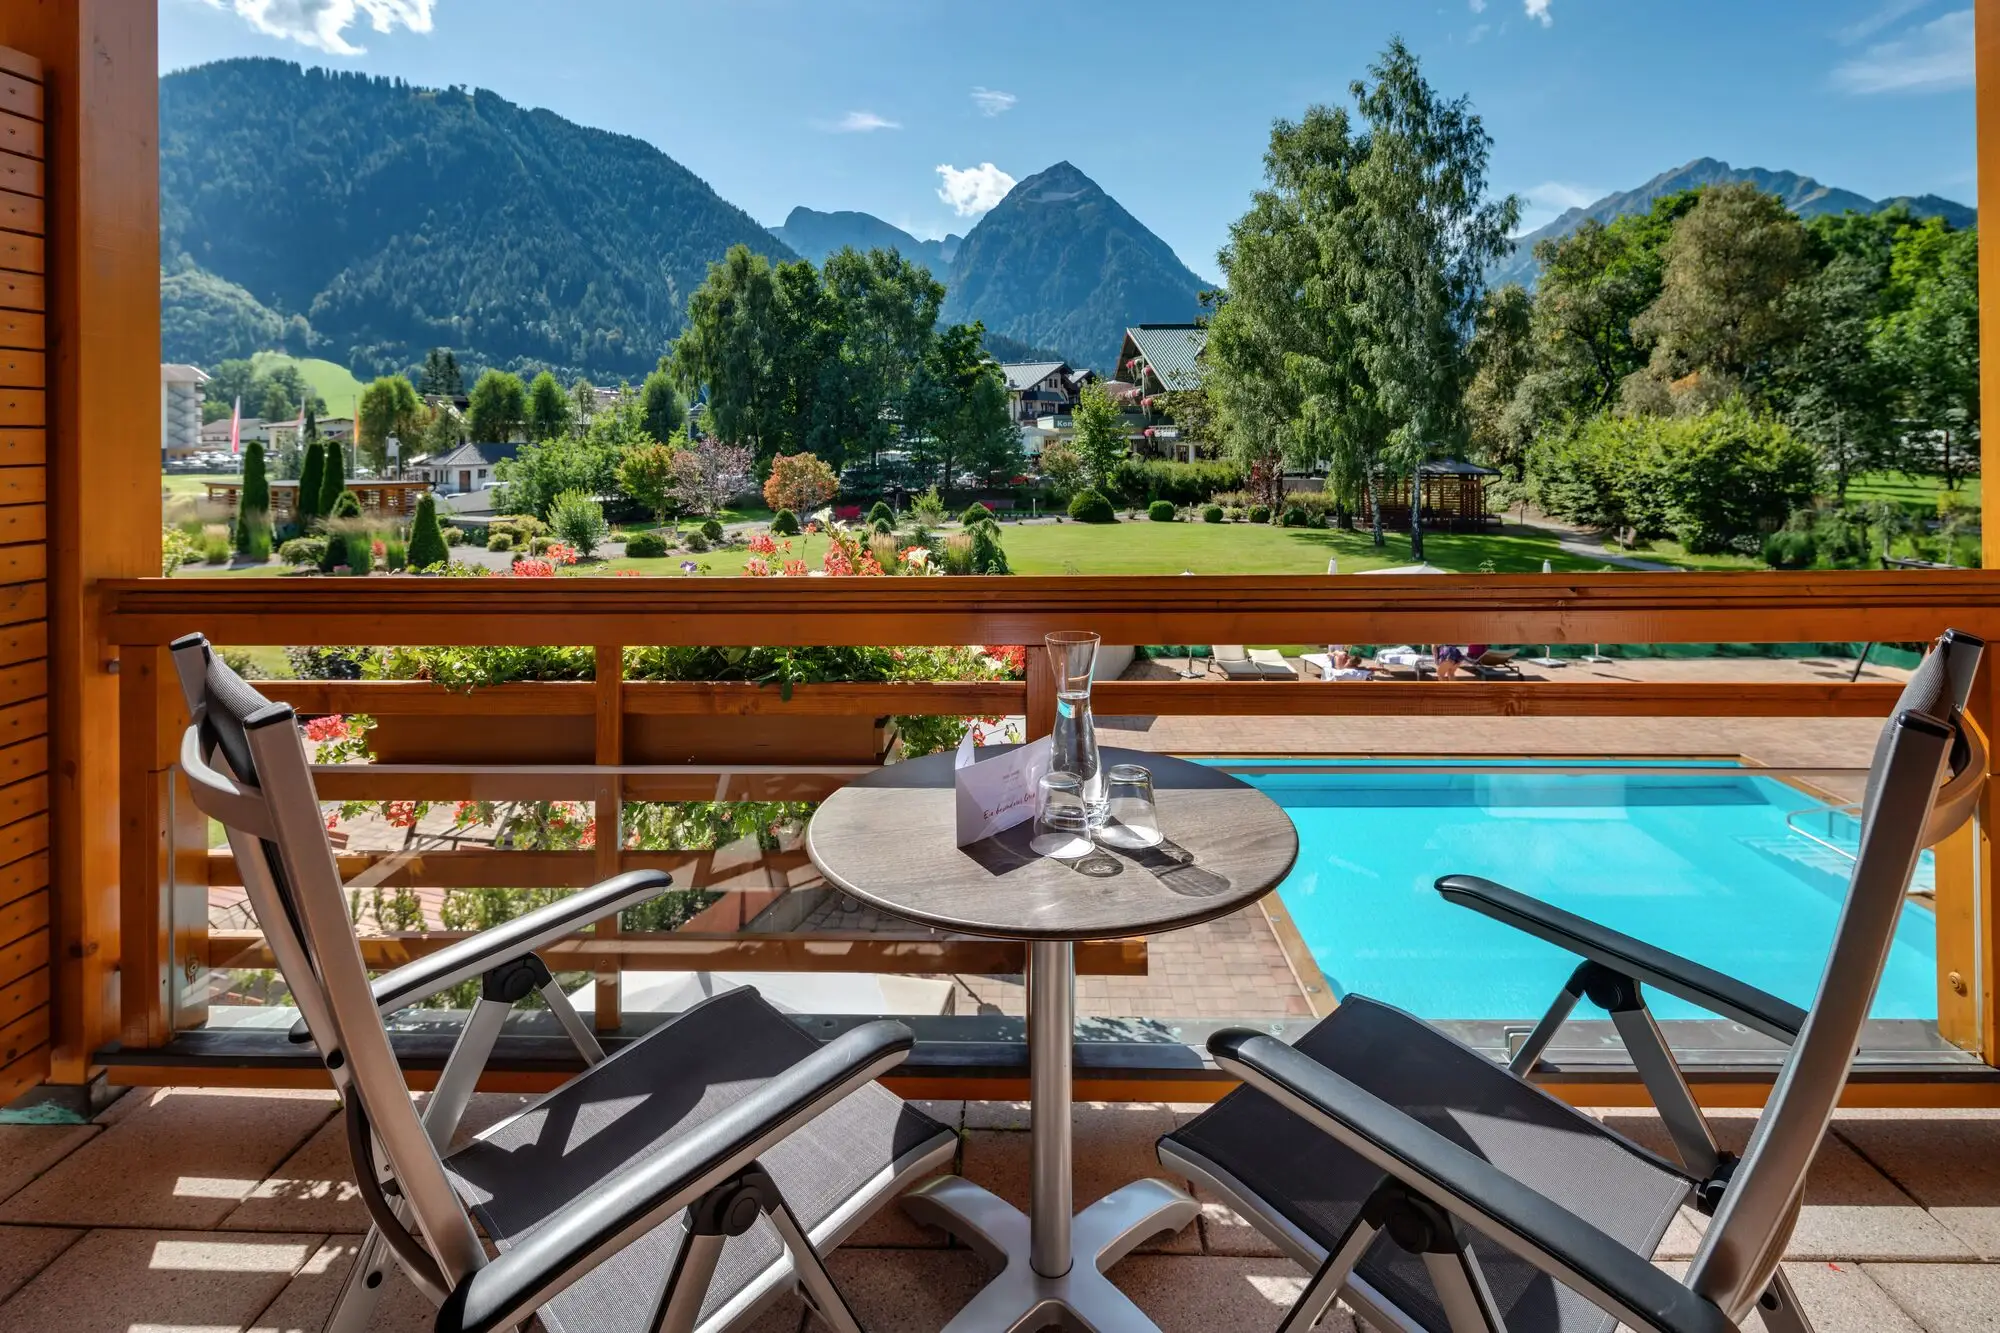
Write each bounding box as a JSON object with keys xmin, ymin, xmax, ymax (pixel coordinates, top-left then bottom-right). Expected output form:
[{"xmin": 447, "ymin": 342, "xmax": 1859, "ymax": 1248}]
[
  {"xmin": 1761, "ymin": 527, "xmax": 1817, "ymax": 570},
  {"xmin": 1067, "ymin": 490, "xmax": 1116, "ymax": 523},
  {"xmin": 202, "ymin": 535, "xmax": 232, "ymax": 564},
  {"xmin": 940, "ymin": 532, "xmax": 975, "ymax": 575},
  {"xmin": 625, "ymin": 531, "xmax": 669, "ymax": 559},
  {"xmin": 911, "ymin": 486, "xmax": 948, "ymax": 527},
  {"xmin": 1248, "ymin": 504, "xmax": 1271, "ymax": 524},
  {"xmin": 960, "ymin": 502, "xmax": 993, "ymax": 526},
  {"xmin": 1148, "ymin": 500, "xmax": 1176, "ymax": 522},
  {"xmin": 487, "ymin": 532, "xmax": 515, "ymax": 553},
  {"xmin": 527, "ymin": 535, "xmax": 555, "ymax": 556},
  {"xmin": 278, "ymin": 536, "xmax": 327, "ymax": 567},
  {"xmin": 548, "ymin": 489, "xmax": 610, "ymax": 557},
  {"xmin": 383, "ymin": 539, "xmax": 408, "ymax": 571},
  {"xmin": 684, "ymin": 530, "xmax": 711, "ymax": 553},
  {"xmin": 867, "ymin": 501, "xmax": 895, "ymax": 526},
  {"xmin": 769, "ymin": 509, "xmax": 800, "ymax": 536},
  {"xmin": 1106, "ymin": 459, "xmax": 1245, "ymax": 508},
  {"xmin": 968, "ymin": 519, "xmax": 1010, "ymax": 574},
  {"xmin": 1524, "ymin": 401, "xmax": 1819, "ymax": 553},
  {"xmin": 1202, "ymin": 504, "xmax": 1224, "ymax": 524},
  {"xmin": 871, "ymin": 516, "xmax": 893, "ymax": 535},
  {"xmin": 701, "ymin": 517, "xmax": 725, "ymax": 542},
  {"xmin": 243, "ymin": 524, "xmax": 272, "ymax": 562},
  {"xmin": 406, "ymin": 494, "xmax": 449, "ymax": 570},
  {"xmin": 442, "ymin": 526, "xmax": 464, "ymax": 547},
  {"xmin": 1281, "ymin": 505, "xmax": 1309, "ymax": 528}
]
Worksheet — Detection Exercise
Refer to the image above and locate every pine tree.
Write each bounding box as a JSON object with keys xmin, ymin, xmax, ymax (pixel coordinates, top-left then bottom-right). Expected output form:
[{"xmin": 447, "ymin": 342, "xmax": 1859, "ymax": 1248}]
[
  {"xmin": 406, "ymin": 493, "xmax": 448, "ymax": 571},
  {"xmin": 234, "ymin": 440, "xmax": 270, "ymax": 555},
  {"xmin": 443, "ymin": 351, "xmax": 463, "ymax": 396},
  {"xmin": 319, "ymin": 441, "xmax": 348, "ymax": 517},
  {"xmin": 297, "ymin": 439, "xmax": 325, "ymax": 525}
]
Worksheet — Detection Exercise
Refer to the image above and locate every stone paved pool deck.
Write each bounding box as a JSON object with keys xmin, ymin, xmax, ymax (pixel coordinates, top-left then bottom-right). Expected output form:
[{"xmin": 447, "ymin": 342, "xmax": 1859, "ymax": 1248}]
[{"xmin": 2, "ymin": 1088, "xmax": 1998, "ymax": 1330}]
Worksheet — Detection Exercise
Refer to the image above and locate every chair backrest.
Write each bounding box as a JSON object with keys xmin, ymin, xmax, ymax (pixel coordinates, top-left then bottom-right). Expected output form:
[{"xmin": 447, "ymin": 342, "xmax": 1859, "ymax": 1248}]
[
  {"xmin": 1689, "ymin": 630, "xmax": 1985, "ymax": 1320},
  {"xmin": 169, "ymin": 634, "xmax": 486, "ymax": 1288},
  {"xmin": 1213, "ymin": 644, "xmax": 1249, "ymax": 662}
]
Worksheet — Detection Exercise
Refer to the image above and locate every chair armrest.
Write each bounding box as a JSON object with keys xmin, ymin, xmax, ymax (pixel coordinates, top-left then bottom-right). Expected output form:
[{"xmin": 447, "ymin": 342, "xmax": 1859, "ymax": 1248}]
[
  {"xmin": 1437, "ymin": 875, "xmax": 1804, "ymax": 1043},
  {"xmin": 1210, "ymin": 1030, "xmax": 1739, "ymax": 1333},
  {"xmin": 436, "ymin": 1019, "xmax": 917, "ymax": 1333},
  {"xmin": 288, "ymin": 869, "xmax": 675, "ymax": 1042}
]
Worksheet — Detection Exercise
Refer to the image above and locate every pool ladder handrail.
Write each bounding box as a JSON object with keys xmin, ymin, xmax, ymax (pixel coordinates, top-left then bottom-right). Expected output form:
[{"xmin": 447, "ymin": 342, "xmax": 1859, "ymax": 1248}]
[{"xmin": 1783, "ymin": 802, "xmax": 1863, "ymax": 864}]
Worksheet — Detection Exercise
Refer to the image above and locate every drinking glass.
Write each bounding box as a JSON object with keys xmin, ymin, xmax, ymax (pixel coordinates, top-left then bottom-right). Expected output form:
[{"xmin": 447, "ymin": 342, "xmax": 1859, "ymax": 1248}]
[
  {"xmin": 1045, "ymin": 631, "xmax": 1107, "ymax": 826},
  {"xmin": 1030, "ymin": 771, "xmax": 1093, "ymax": 859},
  {"xmin": 1098, "ymin": 763, "xmax": 1163, "ymax": 850}
]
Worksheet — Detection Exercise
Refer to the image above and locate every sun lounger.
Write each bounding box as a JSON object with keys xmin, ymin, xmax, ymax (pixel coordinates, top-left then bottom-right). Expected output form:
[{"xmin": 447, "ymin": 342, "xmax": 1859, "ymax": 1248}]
[
  {"xmin": 1212, "ymin": 646, "xmax": 1294, "ymax": 680},
  {"xmin": 1466, "ymin": 648, "xmax": 1523, "ymax": 678},
  {"xmin": 1247, "ymin": 648, "xmax": 1298, "ymax": 679}
]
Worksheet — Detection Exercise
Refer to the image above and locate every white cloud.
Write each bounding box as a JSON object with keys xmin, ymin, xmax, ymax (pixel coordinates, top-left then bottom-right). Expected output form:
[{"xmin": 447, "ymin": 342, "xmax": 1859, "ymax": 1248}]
[
  {"xmin": 1468, "ymin": 0, "xmax": 1487, "ymax": 11},
  {"xmin": 1524, "ymin": 0, "xmax": 1552, "ymax": 25},
  {"xmin": 971, "ymin": 87, "xmax": 1018, "ymax": 117},
  {"xmin": 202, "ymin": 0, "xmax": 433, "ymax": 55},
  {"xmin": 1512, "ymin": 180, "xmax": 1603, "ymax": 234},
  {"xmin": 823, "ymin": 110, "xmax": 901, "ymax": 133},
  {"xmin": 1838, "ymin": 0, "xmax": 1934, "ymax": 44},
  {"xmin": 935, "ymin": 163, "xmax": 1016, "ymax": 218},
  {"xmin": 1467, "ymin": 22, "xmax": 1492, "ymax": 43},
  {"xmin": 1835, "ymin": 8, "xmax": 1973, "ymax": 93}
]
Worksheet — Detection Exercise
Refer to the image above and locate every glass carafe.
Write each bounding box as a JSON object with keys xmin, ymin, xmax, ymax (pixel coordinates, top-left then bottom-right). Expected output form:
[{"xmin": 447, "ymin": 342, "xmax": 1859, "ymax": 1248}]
[{"xmin": 1045, "ymin": 631, "xmax": 1108, "ymax": 827}]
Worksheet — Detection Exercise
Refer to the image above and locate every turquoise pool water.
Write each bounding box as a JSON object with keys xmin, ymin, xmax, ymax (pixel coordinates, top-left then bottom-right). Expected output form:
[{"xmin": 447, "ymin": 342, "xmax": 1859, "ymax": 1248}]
[{"xmin": 1229, "ymin": 764, "xmax": 1939, "ymax": 1023}]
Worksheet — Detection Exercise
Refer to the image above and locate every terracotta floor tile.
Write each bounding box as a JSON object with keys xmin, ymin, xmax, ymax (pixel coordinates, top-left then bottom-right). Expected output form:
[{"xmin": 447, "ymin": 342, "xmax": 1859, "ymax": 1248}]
[
  {"xmin": 0, "ymin": 1089, "xmax": 338, "ymax": 1229},
  {"xmin": 1110, "ymin": 1254, "xmax": 1352, "ymax": 1332},
  {"xmin": 247, "ymin": 1234, "xmax": 436, "ymax": 1333},
  {"xmin": 1861, "ymin": 1263, "xmax": 2000, "ymax": 1333},
  {"xmin": 222, "ymin": 1114, "xmax": 365, "ymax": 1234},
  {"xmin": 1833, "ymin": 1114, "xmax": 2000, "ymax": 1259},
  {"xmin": 825, "ymin": 1247, "xmax": 993, "ymax": 1331},
  {"xmin": 0, "ymin": 1125, "xmax": 97, "ymax": 1205},
  {"xmin": 0, "ymin": 1228, "xmax": 320, "ymax": 1333},
  {"xmin": 0, "ymin": 1225, "xmax": 81, "ymax": 1304},
  {"xmin": 959, "ymin": 1103, "xmax": 1198, "ymax": 1255}
]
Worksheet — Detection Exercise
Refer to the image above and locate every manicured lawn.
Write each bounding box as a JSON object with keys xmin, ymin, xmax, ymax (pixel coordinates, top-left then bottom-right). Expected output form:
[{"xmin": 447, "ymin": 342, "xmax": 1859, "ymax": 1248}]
[
  {"xmin": 162, "ymin": 471, "xmax": 238, "ymax": 497},
  {"xmin": 588, "ymin": 520, "xmax": 1620, "ymax": 578},
  {"xmin": 1593, "ymin": 537, "xmax": 1764, "ymax": 572},
  {"xmin": 250, "ymin": 351, "xmax": 369, "ymax": 417},
  {"xmin": 1846, "ymin": 471, "xmax": 1980, "ymax": 515}
]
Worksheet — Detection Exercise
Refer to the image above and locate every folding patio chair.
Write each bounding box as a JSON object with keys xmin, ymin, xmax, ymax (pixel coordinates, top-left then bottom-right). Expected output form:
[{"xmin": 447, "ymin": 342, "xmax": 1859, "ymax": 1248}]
[
  {"xmin": 170, "ymin": 634, "xmax": 957, "ymax": 1333},
  {"xmin": 1211, "ymin": 644, "xmax": 1270, "ymax": 681},
  {"xmin": 1160, "ymin": 630, "xmax": 1985, "ymax": 1333}
]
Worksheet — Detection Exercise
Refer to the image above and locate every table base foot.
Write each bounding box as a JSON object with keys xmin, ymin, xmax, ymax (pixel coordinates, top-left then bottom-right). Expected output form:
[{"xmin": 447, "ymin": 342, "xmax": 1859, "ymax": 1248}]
[{"xmin": 904, "ymin": 1176, "xmax": 1199, "ymax": 1331}]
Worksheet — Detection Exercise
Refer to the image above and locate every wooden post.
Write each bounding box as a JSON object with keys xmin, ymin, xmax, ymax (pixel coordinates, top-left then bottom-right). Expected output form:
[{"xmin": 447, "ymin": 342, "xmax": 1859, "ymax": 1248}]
[
  {"xmin": 0, "ymin": 0, "xmax": 154, "ymax": 1090},
  {"xmin": 1968, "ymin": 0, "xmax": 2000, "ymax": 1062},
  {"xmin": 115, "ymin": 644, "xmax": 201, "ymax": 1047},
  {"xmin": 592, "ymin": 645, "xmax": 623, "ymax": 1030}
]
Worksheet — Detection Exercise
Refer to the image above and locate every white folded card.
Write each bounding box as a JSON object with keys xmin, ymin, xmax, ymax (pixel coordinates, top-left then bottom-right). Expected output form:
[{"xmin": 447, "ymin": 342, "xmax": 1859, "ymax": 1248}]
[{"xmin": 954, "ymin": 727, "xmax": 1053, "ymax": 846}]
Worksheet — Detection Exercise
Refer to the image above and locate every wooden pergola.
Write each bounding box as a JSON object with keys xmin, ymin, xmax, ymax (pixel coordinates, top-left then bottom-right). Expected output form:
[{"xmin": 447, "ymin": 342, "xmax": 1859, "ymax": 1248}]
[
  {"xmin": 1356, "ymin": 459, "xmax": 1501, "ymax": 532},
  {"xmin": 205, "ymin": 478, "xmax": 432, "ymax": 523}
]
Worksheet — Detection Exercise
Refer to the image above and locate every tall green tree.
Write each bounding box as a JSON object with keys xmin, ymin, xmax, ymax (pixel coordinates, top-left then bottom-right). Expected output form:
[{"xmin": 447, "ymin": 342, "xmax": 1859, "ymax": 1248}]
[
  {"xmin": 1071, "ymin": 381, "xmax": 1130, "ymax": 486},
  {"xmin": 816, "ymin": 247, "xmax": 945, "ymax": 465},
  {"xmin": 1776, "ymin": 250, "xmax": 1894, "ymax": 500},
  {"xmin": 671, "ymin": 245, "xmax": 788, "ymax": 461},
  {"xmin": 569, "ymin": 377, "xmax": 599, "ymax": 428},
  {"xmin": 1344, "ymin": 39, "xmax": 1518, "ymax": 558},
  {"xmin": 466, "ymin": 369, "xmax": 529, "ymax": 443},
  {"xmin": 418, "ymin": 348, "xmax": 455, "ymax": 396},
  {"xmin": 616, "ymin": 442, "xmax": 681, "ymax": 524},
  {"xmin": 319, "ymin": 440, "xmax": 348, "ymax": 517},
  {"xmin": 1626, "ymin": 183, "xmax": 1813, "ymax": 413},
  {"xmin": 357, "ymin": 374, "xmax": 423, "ymax": 473},
  {"xmin": 235, "ymin": 440, "xmax": 271, "ymax": 555},
  {"xmin": 297, "ymin": 438, "xmax": 325, "ymax": 526},
  {"xmin": 1464, "ymin": 283, "xmax": 1534, "ymax": 473},
  {"xmin": 1877, "ymin": 221, "xmax": 1979, "ymax": 487},
  {"xmin": 903, "ymin": 322, "xmax": 1020, "ymax": 488},
  {"xmin": 637, "ymin": 369, "xmax": 686, "ymax": 444},
  {"xmin": 526, "ymin": 370, "xmax": 575, "ymax": 441}
]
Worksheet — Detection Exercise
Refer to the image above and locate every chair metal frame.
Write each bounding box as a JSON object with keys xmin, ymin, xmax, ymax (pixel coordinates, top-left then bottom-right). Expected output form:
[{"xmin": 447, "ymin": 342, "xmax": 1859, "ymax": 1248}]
[
  {"xmin": 170, "ymin": 634, "xmax": 951, "ymax": 1333},
  {"xmin": 1163, "ymin": 630, "xmax": 1984, "ymax": 1333}
]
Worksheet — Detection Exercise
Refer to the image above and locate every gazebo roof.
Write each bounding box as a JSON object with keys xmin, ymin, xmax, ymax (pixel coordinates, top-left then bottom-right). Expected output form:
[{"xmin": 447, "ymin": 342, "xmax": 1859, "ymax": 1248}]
[{"xmin": 1417, "ymin": 458, "xmax": 1501, "ymax": 477}]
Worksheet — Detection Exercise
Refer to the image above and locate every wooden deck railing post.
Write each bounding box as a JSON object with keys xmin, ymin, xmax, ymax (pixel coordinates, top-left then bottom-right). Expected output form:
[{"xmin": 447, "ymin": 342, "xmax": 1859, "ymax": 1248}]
[{"xmin": 592, "ymin": 644, "xmax": 623, "ymax": 1030}]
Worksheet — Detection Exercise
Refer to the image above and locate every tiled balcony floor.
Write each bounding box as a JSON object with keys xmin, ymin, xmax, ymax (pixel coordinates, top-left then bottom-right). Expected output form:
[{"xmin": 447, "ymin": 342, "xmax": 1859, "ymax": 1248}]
[{"xmin": 2, "ymin": 1088, "xmax": 1999, "ymax": 1330}]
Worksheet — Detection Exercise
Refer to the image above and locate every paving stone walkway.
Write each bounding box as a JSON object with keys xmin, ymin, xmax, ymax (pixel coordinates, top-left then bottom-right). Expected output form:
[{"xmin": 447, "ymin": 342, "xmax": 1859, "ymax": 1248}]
[{"xmin": 2, "ymin": 1088, "xmax": 1999, "ymax": 1330}]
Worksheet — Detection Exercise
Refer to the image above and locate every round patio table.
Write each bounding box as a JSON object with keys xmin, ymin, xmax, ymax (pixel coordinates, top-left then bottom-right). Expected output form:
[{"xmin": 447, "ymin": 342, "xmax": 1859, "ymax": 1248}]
[{"xmin": 807, "ymin": 746, "xmax": 1299, "ymax": 1332}]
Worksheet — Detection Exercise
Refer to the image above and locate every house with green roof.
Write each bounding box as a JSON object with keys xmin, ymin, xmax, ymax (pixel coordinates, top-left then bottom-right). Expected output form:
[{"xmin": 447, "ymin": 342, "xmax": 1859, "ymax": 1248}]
[{"xmin": 1114, "ymin": 324, "xmax": 1211, "ymax": 461}]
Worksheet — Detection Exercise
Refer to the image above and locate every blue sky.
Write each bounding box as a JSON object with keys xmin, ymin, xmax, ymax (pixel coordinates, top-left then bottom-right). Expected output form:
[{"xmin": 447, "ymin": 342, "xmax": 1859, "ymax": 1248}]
[{"xmin": 160, "ymin": 1, "xmax": 1977, "ymax": 284}]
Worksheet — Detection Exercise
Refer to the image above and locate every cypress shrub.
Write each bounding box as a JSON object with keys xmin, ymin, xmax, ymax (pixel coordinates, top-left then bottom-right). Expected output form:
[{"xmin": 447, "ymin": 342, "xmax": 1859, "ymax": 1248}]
[
  {"xmin": 960, "ymin": 502, "xmax": 993, "ymax": 527},
  {"xmin": 319, "ymin": 491, "xmax": 364, "ymax": 572},
  {"xmin": 406, "ymin": 493, "xmax": 449, "ymax": 570},
  {"xmin": 297, "ymin": 440, "xmax": 325, "ymax": 525},
  {"xmin": 235, "ymin": 440, "xmax": 271, "ymax": 555},
  {"xmin": 867, "ymin": 500, "xmax": 895, "ymax": 526},
  {"xmin": 319, "ymin": 442, "xmax": 348, "ymax": 517}
]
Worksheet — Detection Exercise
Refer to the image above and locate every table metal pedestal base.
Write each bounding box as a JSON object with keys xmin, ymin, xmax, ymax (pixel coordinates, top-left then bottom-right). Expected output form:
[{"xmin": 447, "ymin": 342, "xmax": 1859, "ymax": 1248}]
[{"xmin": 904, "ymin": 1174, "xmax": 1199, "ymax": 1332}]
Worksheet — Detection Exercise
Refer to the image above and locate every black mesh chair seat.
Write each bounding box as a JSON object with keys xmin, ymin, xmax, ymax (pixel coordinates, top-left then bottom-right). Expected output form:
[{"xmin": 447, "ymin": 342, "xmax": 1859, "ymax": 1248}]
[
  {"xmin": 1163, "ymin": 997, "xmax": 1692, "ymax": 1333},
  {"xmin": 445, "ymin": 987, "xmax": 954, "ymax": 1332}
]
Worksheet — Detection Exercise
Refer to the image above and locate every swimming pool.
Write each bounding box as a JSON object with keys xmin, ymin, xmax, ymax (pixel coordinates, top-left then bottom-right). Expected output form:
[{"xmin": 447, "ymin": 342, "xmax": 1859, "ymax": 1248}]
[{"xmin": 1228, "ymin": 763, "xmax": 1939, "ymax": 1023}]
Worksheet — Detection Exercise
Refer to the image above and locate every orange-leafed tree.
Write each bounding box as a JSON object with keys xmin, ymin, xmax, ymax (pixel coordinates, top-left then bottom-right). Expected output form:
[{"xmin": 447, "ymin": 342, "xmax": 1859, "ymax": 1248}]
[{"xmin": 762, "ymin": 452, "xmax": 839, "ymax": 514}]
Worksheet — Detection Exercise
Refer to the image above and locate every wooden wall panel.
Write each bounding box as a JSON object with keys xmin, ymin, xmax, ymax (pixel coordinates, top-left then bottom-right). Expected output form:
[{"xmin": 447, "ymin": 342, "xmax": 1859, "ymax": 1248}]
[{"xmin": 0, "ymin": 39, "xmax": 45, "ymax": 1102}]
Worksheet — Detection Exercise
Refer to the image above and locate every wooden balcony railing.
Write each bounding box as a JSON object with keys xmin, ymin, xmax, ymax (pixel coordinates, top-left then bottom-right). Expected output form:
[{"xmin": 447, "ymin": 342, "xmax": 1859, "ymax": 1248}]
[{"xmin": 100, "ymin": 570, "xmax": 2000, "ymax": 1067}]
